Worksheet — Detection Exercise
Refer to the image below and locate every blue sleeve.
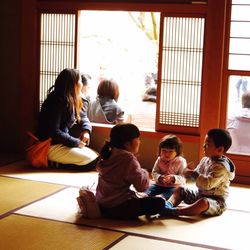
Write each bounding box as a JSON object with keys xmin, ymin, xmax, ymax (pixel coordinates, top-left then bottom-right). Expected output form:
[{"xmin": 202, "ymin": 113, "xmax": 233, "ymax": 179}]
[
  {"xmin": 79, "ymin": 107, "xmax": 92, "ymax": 133},
  {"xmin": 48, "ymin": 101, "xmax": 81, "ymax": 148}
]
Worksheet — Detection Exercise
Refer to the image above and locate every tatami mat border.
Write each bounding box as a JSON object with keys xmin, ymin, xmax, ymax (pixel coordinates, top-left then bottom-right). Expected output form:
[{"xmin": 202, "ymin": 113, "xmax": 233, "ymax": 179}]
[
  {"xmin": 227, "ymin": 208, "xmax": 250, "ymax": 214},
  {"xmin": 0, "ymin": 174, "xmax": 69, "ymax": 186},
  {"xmin": 103, "ymin": 234, "xmax": 128, "ymax": 250},
  {"xmin": 0, "ymin": 174, "xmax": 84, "ymax": 189}
]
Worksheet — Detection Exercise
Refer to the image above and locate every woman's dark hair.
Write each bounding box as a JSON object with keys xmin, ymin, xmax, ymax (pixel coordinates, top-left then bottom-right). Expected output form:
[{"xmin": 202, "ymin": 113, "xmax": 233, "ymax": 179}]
[
  {"xmin": 158, "ymin": 134, "xmax": 183, "ymax": 156},
  {"xmin": 207, "ymin": 128, "xmax": 232, "ymax": 152},
  {"xmin": 97, "ymin": 78, "xmax": 119, "ymax": 101},
  {"xmin": 48, "ymin": 68, "xmax": 82, "ymax": 121},
  {"xmin": 100, "ymin": 123, "xmax": 140, "ymax": 159}
]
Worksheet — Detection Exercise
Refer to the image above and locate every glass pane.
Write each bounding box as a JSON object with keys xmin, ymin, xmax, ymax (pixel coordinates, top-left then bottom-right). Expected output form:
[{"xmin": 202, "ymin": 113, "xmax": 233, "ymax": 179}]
[
  {"xmin": 228, "ymin": 55, "xmax": 250, "ymax": 71},
  {"xmin": 227, "ymin": 75, "xmax": 250, "ymax": 155},
  {"xmin": 231, "ymin": 5, "xmax": 250, "ymax": 21},
  {"xmin": 229, "ymin": 38, "xmax": 250, "ymax": 54},
  {"xmin": 229, "ymin": 3, "xmax": 250, "ymax": 70},
  {"xmin": 230, "ymin": 22, "xmax": 250, "ymax": 38},
  {"xmin": 232, "ymin": 0, "xmax": 250, "ymax": 4}
]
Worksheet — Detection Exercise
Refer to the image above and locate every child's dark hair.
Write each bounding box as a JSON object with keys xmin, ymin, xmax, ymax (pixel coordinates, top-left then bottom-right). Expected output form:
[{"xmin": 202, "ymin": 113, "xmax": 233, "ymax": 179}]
[
  {"xmin": 207, "ymin": 128, "xmax": 232, "ymax": 152},
  {"xmin": 81, "ymin": 73, "xmax": 91, "ymax": 86},
  {"xmin": 97, "ymin": 78, "xmax": 120, "ymax": 101},
  {"xmin": 242, "ymin": 90, "xmax": 250, "ymax": 108},
  {"xmin": 100, "ymin": 123, "xmax": 140, "ymax": 160},
  {"xmin": 158, "ymin": 134, "xmax": 183, "ymax": 156}
]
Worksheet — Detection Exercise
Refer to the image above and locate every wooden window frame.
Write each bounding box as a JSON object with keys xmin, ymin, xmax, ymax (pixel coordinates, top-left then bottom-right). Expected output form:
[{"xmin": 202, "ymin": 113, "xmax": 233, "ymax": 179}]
[
  {"xmin": 220, "ymin": 0, "xmax": 250, "ymax": 184},
  {"xmin": 37, "ymin": 1, "xmax": 207, "ymax": 135},
  {"xmin": 36, "ymin": 1, "xmax": 236, "ymax": 141},
  {"xmin": 19, "ymin": 0, "xmax": 249, "ymax": 183}
]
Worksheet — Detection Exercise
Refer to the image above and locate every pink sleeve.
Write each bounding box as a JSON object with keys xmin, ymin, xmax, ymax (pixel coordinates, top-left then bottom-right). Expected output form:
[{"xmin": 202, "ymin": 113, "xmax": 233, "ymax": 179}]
[{"xmin": 126, "ymin": 157, "xmax": 150, "ymax": 192}]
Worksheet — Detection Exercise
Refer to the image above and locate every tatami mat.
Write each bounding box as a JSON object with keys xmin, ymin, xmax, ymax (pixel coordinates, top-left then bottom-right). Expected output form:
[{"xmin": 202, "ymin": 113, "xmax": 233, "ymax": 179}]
[
  {"xmin": 2, "ymin": 160, "xmax": 250, "ymax": 249},
  {"xmin": 227, "ymin": 184, "xmax": 250, "ymax": 211},
  {"xmin": 0, "ymin": 214, "xmax": 124, "ymax": 250},
  {"xmin": 0, "ymin": 176, "xmax": 64, "ymax": 216},
  {"xmin": 16, "ymin": 188, "xmax": 82, "ymax": 222},
  {"xmin": 2, "ymin": 161, "xmax": 250, "ymax": 211},
  {"xmin": 110, "ymin": 236, "xmax": 210, "ymax": 250},
  {"xmin": 16, "ymin": 187, "xmax": 250, "ymax": 250},
  {"xmin": 0, "ymin": 160, "xmax": 98, "ymax": 187}
]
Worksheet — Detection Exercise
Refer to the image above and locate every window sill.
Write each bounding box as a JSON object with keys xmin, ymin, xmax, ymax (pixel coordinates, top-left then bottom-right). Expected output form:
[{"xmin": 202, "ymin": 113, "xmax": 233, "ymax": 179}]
[{"xmin": 91, "ymin": 123, "xmax": 199, "ymax": 143}]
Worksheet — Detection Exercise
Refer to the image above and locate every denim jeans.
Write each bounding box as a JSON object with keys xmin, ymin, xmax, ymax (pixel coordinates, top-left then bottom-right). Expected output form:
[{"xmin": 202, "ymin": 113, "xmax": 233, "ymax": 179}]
[{"xmin": 146, "ymin": 184, "xmax": 175, "ymax": 200}]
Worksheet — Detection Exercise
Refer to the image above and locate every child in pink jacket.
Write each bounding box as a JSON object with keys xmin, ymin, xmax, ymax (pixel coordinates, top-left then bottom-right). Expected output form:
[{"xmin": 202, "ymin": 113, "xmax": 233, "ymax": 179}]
[
  {"xmin": 95, "ymin": 123, "xmax": 165, "ymax": 219},
  {"xmin": 146, "ymin": 135, "xmax": 187, "ymax": 200}
]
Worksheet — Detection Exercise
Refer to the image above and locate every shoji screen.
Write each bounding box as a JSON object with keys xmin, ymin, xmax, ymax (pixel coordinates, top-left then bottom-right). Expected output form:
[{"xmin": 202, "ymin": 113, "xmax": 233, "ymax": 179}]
[
  {"xmin": 157, "ymin": 16, "xmax": 205, "ymax": 134},
  {"xmin": 39, "ymin": 13, "xmax": 76, "ymax": 107}
]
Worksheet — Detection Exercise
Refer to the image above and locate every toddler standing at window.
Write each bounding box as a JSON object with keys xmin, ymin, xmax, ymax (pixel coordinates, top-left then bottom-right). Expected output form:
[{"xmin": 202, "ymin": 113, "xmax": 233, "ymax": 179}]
[{"xmin": 146, "ymin": 135, "xmax": 187, "ymax": 200}]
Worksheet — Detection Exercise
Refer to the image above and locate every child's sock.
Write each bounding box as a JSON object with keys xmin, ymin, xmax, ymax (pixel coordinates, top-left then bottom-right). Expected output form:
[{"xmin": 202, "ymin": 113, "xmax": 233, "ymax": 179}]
[{"xmin": 165, "ymin": 200, "xmax": 174, "ymax": 209}]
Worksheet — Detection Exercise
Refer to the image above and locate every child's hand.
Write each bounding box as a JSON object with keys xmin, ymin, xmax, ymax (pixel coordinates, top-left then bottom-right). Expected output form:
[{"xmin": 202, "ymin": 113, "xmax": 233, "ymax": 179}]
[
  {"xmin": 162, "ymin": 175, "xmax": 175, "ymax": 184},
  {"xmin": 78, "ymin": 141, "xmax": 86, "ymax": 148},
  {"xmin": 182, "ymin": 162, "xmax": 195, "ymax": 178},
  {"xmin": 182, "ymin": 168, "xmax": 194, "ymax": 178}
]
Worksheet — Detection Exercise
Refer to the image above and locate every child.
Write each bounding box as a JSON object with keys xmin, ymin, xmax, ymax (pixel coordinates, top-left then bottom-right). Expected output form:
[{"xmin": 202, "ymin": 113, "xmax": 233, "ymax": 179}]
[
  {"xmin": 95, "ymin": 123, "xmax": 165, "ymax": 219},
  {"xmin": 163, "ymin": 128, "xmax": 235, "ymax": 217},
  {"xmin": 81, "ymin": 73, "xmax": 92, "ymax": 107},
  {"xmin": 146, "ymin": 135, "xmax": 187, "ymax": 200},
  {"xmin": 88, "ymin": 78, "xmax": 126, "ymax": 124}
]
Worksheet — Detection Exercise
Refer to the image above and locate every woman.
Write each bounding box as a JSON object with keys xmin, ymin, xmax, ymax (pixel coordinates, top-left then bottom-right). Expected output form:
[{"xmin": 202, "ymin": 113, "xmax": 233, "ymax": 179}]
[{"xmin": 36, "ymin": 68, "xmax": 98, "ymax": 171}]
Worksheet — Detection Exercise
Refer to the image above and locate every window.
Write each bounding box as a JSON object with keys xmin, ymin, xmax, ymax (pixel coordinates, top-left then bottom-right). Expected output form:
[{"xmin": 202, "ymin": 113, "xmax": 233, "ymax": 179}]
[
  {"xmin": 14, "ymin": 0, "xmax": 249, "ymax": 185},
  {"xmin": 39, "ymin": 9, "xmax": 205, "ymax": 134},
  {"xmin": 226, "ymin": 0, "xmax": 250, "ymax": 156},
  {"xmin": 228, "ymin": 0, "xmax": 250, "ymax": 70}
]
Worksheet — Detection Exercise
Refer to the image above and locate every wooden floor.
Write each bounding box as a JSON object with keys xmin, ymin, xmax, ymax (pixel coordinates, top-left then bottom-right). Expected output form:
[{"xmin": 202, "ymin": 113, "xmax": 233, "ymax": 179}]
[
  {"xmin": 0, "ymin": 157, "xmax": 250, "ymax": 250},
  {"xmin": 129, "ymin": 101, "xmax": 156, "ymax": 130}
]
